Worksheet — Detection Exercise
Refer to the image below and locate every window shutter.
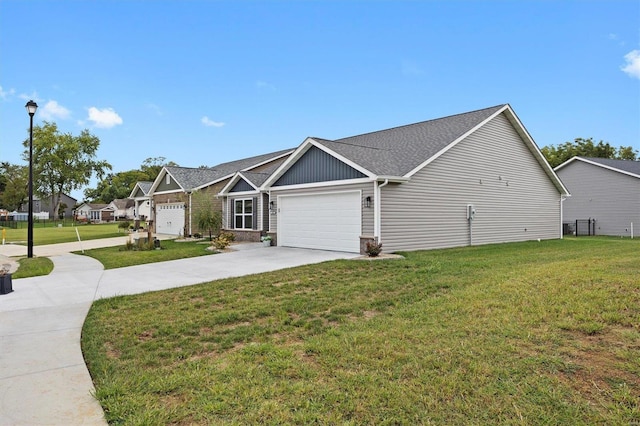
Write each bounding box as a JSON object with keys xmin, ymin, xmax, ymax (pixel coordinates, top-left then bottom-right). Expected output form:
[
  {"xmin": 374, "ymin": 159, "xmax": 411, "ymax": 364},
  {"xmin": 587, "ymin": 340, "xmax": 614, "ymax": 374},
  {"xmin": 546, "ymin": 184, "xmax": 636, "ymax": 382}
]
[
  {"xmin": 230, "ymin": 198, "xmax": 235, "ymax": 229},
  {"xmin": 252, "ymin": 197, "xmax": 258, "ymax": 230}
]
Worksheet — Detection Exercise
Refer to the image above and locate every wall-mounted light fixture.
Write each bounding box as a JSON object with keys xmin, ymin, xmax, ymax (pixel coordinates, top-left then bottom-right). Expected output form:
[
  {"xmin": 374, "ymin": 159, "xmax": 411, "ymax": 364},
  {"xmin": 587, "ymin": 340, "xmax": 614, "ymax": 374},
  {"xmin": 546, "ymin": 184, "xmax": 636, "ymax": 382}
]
[
  {"xmin": 365, "ymin": 196, "xmax": 372, "ymax": 208},
  {"xmin": 269, "ymin": 201, "xmax": 274, "ymax": 210}
]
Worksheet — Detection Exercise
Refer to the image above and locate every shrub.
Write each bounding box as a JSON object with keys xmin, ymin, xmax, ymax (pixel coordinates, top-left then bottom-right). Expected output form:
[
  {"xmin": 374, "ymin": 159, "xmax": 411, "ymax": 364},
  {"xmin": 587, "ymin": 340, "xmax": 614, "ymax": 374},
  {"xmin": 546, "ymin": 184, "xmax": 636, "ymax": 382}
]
[
  {"xmin": 118, "ymin": 221, "xmax": 131, "ymax": 233},
  {"xmin": 213, "ymin": 232, "xmax": 235, "ymax": 250},
  {"xmin": 365, "ymin": 241, "xmax": 383, "ymax": 257}
]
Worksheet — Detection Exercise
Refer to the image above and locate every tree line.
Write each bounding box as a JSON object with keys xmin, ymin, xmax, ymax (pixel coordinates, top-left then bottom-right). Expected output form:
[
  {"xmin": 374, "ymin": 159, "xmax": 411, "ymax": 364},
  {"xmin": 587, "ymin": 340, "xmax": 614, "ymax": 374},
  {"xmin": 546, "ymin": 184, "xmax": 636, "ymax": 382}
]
[{"xmin": 0, "ymin": 122, "xmax": 638, "ymax": 215}]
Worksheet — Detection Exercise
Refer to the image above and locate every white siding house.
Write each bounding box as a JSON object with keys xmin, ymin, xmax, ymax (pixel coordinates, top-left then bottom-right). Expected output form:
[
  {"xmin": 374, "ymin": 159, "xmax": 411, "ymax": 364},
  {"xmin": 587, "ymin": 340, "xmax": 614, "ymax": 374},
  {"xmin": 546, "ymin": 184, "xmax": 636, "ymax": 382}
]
[
  {"xmin": 261, "ymin": 104, "xmax": 569, "ymax": 253},
  {"xmin": 555, "ymin": 157, "xmax": 640, "ymax": 237}
]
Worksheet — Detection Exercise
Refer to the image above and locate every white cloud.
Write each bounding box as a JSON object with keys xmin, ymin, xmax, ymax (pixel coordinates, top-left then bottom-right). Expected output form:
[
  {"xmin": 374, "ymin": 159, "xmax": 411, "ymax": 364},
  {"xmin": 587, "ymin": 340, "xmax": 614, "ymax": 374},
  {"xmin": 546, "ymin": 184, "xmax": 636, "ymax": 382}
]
[
  {"xmin": 0, "ymin": 86, "xmax": 16, "ymax": 100},
  {"xmin": 621, "ymin": 50, "xmax": 640, "ymax": 79},
  {"xmin": 39, "ymin": 100, "xmax": 71, "ymax": 120},
  {"xmin": 87, "ymin": 107, "xmax": 123, "ymax": 128},
  {"xmin": 201, "ymin": 116, "xmax": 225, "ymax": 127}
]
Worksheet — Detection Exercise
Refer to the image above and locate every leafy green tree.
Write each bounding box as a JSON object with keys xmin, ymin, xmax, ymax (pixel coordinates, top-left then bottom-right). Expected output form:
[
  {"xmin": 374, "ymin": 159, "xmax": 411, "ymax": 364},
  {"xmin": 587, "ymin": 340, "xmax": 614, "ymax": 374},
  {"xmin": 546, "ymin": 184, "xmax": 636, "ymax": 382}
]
[
  {"xmin": 85, "ymin": 157, "xmax": 178, "ymax": 203},
  {"xmin": 140, "ymin": 157, "xmax": 178, "ymax": 180},
  {"xmin": 23, "ymin": 122, "xmax": 111, "ymax": 218},
  {"xmin": 84, "ymin": 170, "xmax": 149, "ymax": 203},
  {"xmin": 542, "ymin": 138, "xmax": 638, "ymax": 168},
  {"xmin": 0, "ymin": 162, "xmax": 28, "ymax": 211}
]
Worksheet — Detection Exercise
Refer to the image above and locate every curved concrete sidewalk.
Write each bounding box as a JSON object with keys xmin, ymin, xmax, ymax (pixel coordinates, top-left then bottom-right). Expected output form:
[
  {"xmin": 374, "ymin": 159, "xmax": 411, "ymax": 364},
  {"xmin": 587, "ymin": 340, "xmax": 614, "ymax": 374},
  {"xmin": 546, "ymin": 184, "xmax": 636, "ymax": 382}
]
[{"xmin": 0, "ymin": 242, "xmax": 357, "ymax": 425}]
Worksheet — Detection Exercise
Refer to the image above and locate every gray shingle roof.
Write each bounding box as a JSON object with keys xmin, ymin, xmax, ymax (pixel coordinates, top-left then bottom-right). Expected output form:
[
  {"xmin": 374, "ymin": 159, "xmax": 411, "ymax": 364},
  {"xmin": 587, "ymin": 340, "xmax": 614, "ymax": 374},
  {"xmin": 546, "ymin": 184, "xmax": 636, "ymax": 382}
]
[
  {"xmin": 580, "ymin": 157, "xmax": 640, "ymax": 177},
  {"xmin": 136, "ymin": 181, "xmax": 153, "ymax": 195},
  {"xmin": 239, "ymin": 171, "xmax": 271, "ymax": 188},
  {"xmin": 313, "ymin": 104, "xmax": 506, "ymax": 177},
  {"xmin": 166, "ymin": 148, "xmax": 294, "ymax": 190}
]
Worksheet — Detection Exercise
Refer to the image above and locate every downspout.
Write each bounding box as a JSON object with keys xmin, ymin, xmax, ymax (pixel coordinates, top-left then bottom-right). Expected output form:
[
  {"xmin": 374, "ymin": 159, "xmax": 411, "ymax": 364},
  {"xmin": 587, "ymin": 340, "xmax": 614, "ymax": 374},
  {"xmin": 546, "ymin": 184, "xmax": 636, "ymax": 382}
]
[
  {"xmin": 560, "ymin": 196, "xmax": 566, "ymax": 240},
  {"xmin": 374, "ymin": 179, "xmax": 389, "ymax": 242}
]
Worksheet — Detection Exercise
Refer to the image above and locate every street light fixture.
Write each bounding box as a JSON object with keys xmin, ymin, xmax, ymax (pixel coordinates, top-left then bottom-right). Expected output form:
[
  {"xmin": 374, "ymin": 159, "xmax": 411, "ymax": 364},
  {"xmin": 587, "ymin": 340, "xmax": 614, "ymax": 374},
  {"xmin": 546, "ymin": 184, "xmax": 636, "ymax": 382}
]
[{"xmin": 25, "ymin": 100, "xmax": 38, "ymax": 258}]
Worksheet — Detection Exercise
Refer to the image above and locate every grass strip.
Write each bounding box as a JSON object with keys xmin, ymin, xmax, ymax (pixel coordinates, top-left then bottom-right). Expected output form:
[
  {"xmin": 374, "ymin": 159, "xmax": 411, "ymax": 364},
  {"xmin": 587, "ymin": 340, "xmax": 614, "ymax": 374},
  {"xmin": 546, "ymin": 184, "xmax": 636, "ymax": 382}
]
[{"xmin": 79, "ymin": 239, "xmax": 216, "ymax": 269}]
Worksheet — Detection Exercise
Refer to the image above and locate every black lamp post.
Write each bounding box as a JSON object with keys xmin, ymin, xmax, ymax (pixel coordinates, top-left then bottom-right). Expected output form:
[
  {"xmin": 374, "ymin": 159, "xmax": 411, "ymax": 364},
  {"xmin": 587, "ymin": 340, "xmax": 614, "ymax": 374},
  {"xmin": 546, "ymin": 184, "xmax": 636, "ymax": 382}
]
[{"xmin": 25, "ymin": 100, "xmax": 38, "ymax": 258}]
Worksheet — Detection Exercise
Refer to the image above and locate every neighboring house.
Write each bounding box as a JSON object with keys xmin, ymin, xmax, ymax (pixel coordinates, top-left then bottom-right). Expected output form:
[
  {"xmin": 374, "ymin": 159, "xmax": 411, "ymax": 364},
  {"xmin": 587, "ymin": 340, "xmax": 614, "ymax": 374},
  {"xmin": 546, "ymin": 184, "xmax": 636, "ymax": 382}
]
[
  {"xmin": 107, "ymin": 198, "xmax": 135, "ymax": 220},
  {"xmin": 18, "ymin": 193, "xmax": 77, "ymax": 219},
  {"xmin": 242, "ymin": 104, "xmax": 569, "ymax": 254},
  {"xmin": 218, "ymin": 164, "xmax": 283, "ymax": 241},
  {"xmin": 75, "ymin": 202, "xmax": 113, "ymax": 223},
  {"xmin": 149, "ymin": 149, "xmax": 293, "ymax": 237},
  {"xmin": 555, "ymin": 156, "xmax": 640, "ymax": 237},
  {"xmin": 129, "ymin": 181, "xmax": 153, "ymax": 221}
]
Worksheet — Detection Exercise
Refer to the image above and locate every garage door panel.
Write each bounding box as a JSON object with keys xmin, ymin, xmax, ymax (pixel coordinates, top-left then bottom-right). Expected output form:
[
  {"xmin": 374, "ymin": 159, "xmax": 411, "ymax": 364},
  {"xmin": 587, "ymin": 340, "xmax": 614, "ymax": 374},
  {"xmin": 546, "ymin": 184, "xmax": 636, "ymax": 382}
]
[
  {"xmin": 156, "ymin": 203, "xmax": 185, "ymax": 236},
  {"xmin": 279, "ymin": 192, "xmax": 361, "ymax": 253}
]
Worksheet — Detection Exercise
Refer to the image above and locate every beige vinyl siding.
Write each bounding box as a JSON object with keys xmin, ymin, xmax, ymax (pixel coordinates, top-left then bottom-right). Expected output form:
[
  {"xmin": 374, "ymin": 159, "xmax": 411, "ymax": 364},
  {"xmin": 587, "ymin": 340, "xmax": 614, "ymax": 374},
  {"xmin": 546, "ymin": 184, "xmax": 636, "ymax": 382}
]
[
  {"xmin": 557, "ymin": 161, "xmax": 640, "ymax": 236},
  {"xmin": 270, "ymin": 182, "xmax": 373, "ymax": 235},
  {"xmin": 381, "ymin": 113, "xmax": 561, "ymax": 252}
]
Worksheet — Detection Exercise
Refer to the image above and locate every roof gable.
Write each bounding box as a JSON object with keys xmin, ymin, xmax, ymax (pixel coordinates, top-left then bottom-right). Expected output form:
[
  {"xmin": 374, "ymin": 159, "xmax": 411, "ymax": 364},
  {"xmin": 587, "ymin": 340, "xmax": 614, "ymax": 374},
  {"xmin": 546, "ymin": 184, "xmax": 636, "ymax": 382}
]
[
  {"xmin": 230, "ymin": 178, "xmax": 255, "ymax": 193},
  {"xmin": 555, "ymin": 157, "xmax": 640, "ymax": 179},
  {"xmin": 314, "ymin": 105, "xmax": 507, "ymax": 177},
  {"xmin": 273, "ymin": 145, "xmax": 367, "ymax": 186},
  {"xmin": 149, "ymin": 149, "xmax": 294, "ymax": 194}
]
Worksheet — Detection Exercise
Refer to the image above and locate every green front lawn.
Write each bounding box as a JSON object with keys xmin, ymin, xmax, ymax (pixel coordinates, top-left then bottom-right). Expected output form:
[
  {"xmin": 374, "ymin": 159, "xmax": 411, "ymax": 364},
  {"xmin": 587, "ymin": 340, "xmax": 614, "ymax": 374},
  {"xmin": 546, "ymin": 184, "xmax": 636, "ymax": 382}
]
[
  {"xmin": 1, "ymin": 222, "xmax": 124, "ymax": 246},
  {"xmin": 79, "ymin": 239, "xmax": 216, "ymax": 269},
  {"xmin": 82, "ymin": 238, "xmax": 640, "ymax": 425}
]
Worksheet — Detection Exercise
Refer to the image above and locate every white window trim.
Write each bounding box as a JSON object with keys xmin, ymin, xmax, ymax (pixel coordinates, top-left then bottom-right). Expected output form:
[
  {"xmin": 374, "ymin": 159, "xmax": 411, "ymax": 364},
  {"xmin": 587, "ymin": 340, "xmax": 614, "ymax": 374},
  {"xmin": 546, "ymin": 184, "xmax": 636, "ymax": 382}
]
[{"xmin": 234, "ymin": 198, "xmax": 253, "ymax": 230}]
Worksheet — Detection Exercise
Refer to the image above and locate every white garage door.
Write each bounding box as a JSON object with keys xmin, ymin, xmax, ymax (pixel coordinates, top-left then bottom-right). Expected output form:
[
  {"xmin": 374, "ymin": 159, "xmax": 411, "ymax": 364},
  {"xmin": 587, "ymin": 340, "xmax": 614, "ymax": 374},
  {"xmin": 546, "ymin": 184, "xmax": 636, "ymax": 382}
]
[
  {"xmin": 155, "ymin": 203, "xmax": 186, "ymax": 236},
  {"xmin": 278, "ymin": 191, "xmax": 361, "ymax": 253}
]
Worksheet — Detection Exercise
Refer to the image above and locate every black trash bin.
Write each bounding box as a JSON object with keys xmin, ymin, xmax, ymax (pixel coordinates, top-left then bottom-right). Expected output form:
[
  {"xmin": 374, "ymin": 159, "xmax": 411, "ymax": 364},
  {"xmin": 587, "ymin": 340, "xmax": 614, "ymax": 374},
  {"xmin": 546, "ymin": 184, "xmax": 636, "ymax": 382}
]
[{"xmin": 0, "ymin": 274, "xmax": 13, "ymax": 295}]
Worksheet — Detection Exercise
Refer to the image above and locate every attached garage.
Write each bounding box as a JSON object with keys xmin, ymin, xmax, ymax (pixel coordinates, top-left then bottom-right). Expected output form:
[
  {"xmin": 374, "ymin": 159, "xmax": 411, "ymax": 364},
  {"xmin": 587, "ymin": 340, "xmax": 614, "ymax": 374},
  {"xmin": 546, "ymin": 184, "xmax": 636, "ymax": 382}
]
[
  {"xmin": 155, "ymin": 202, "xmax": 186, "ymax": 236},
  {"xmin": 277, "ymin": 191, "xmax": 361, "ymax": 253}
]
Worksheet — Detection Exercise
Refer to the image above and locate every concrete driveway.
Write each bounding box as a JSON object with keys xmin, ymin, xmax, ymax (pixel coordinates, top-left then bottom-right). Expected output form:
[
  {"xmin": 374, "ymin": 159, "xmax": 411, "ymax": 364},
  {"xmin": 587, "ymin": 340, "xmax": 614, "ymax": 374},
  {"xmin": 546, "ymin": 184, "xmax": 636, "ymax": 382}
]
[{"xmin": 0, "ymin": 239, "xmax": 358, "ymax": 425}]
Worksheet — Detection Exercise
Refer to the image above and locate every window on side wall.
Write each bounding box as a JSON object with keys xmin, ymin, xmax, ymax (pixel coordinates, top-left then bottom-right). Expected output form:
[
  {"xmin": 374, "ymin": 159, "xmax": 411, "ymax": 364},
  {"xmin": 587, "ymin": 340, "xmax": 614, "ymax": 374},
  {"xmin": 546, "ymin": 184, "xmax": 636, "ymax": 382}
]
[{"xmin": 234, "ymin": 199, "xmax": 253, "ymax": 229}]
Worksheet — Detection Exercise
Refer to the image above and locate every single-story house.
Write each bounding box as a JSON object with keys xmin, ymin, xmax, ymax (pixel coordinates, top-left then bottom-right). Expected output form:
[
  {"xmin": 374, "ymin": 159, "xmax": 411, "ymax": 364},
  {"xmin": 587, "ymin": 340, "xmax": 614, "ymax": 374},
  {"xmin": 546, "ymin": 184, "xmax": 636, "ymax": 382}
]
[
  {"xmin": 554, "ymin": 156, "xmax": 640, "ymax": 237},
  {"xmin": 107, "ymin": 198, "xmax": 136, "ymax": 220},
  {"xmin": 75, "ymin": 202, "xmax": 113, "ymax": 223},
  {"xmin": 129, "ymin": 181, "xmax": 153, "ymax": 221},
  {"xmin": 18, "ymin": 193, "xmax": 77, "ymax": 219},
  {"xmin": 149, "ymin": 149, "xmax": 293, "ymax": 237},
  {"xmin": 220, "ymin": 104, "xmax": 569, "ymax": 253}
]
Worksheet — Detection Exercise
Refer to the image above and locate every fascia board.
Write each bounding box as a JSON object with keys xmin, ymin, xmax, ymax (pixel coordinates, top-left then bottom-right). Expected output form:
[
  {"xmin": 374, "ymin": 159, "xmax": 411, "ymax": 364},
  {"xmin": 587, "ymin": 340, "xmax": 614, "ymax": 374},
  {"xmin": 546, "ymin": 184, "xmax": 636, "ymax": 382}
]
[
  {"xmin": 560, "ymin": 157, "xmax": 640, "ymax": 179},
  {"xmin": 375, "ymin": 175, "xmax": 409, "ymax": 183},
  {"xmin": 223, "ymin": 189, "xmax": 260, "ymax": 197},
  {"xmin": 404, "ymin": 104, "xmax": 569, "ymax": 196},
  {"xmin": 192, "ymin": 173, "xmax": 235, "ymax": 191},
  {"xmin": 310, "ymin": 140, "xmax": 376, "ymax": 178},
  {"xmin": 241, "ymin": 150, "xmax": 295, "ymax": 172},
  {"xmin": 149, "ymin": 167, "xmax": 186, "ymax": 194},
  {"xmin": 218, "ymin": 172, "xmax": 260, "ymax": 196},
  {"xmin": 128, "ymin": 184, "xmax": 139, "ymax": 199},
  {"xmin": 553, "ymin": 156, "xmax": 581, "ymax": 172},
  {"xmin": 404, "ymin": 105, "xmax": 509, "ymax": 179},
  {"xmin": 267, "ymin": 177, "xmax": 372, "ymax": 192},
  {"xmin": 261, "ymin": 138, "xmax": 375, "ymax": 190},
  {"xmin": 502, "ymin": 105, "xmax": 570, "ymax": 195}
]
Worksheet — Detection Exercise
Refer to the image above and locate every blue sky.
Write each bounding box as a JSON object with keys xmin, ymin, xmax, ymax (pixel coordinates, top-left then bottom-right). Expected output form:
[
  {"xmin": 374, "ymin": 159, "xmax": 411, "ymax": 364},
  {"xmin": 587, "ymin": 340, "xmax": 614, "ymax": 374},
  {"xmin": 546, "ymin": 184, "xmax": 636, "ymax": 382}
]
[{"xmin": 1, "ymin": 1, "xmax": 639, "ymax": 201}]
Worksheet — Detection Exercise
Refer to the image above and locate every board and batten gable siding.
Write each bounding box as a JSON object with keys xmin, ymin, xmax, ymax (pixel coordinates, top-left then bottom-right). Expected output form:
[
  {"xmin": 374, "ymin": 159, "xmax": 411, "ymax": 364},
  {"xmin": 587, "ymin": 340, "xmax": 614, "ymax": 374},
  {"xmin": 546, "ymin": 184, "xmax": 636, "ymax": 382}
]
[
  {"xmin": 132, "ymin": 187, "xmax": 145, "ymax": 198},
  {"xmin": 556, "ymin": 161, "xmax": 640, "ymax": 236},
  {"xmin": 380, "ymin": 112, "xmax": 561, "ymax": 252},
  {"xmin": 269, "ymin": 182, "xmax": 374, "ymax": 235},
  {"xmin": 156, "ymin": 175, "xmax": 182, "ymax": 192},
  {"xmin": 230, "ymin": 178, "xmax": 254, "ymax": 192},
  {"xmin": 273, "ymin": 146, "xmax": 367, "ymax": 186}
]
